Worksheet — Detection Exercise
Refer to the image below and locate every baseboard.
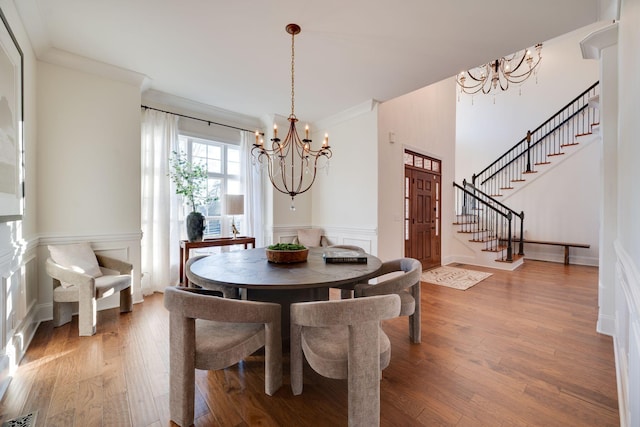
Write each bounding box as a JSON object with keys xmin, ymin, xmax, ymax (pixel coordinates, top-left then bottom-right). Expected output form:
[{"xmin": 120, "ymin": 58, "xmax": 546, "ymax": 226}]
[{"xmin": 597, "ymin": 313, "xmax": 615, "ymax": 336}]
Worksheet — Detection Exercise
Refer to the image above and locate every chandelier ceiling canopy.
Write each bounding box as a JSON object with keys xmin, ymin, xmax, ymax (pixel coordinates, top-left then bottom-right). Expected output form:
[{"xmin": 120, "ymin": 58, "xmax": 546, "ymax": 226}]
[
  {"xmin": 456, "ymin": 43, "xmax": 543, "ymax": 96},
  {"xmin": 252, "ymin": 24, "xmax": 332, "ymax": 210}
]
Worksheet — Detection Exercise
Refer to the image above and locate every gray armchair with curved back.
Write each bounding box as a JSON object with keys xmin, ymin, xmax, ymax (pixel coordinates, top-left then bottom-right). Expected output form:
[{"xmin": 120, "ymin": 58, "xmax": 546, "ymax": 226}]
[
  {"xmin": 290, "ymin": 294, "xmax": 401, "ymax": 426},
  {"xmin": 354, "ymin": 257, "xmax": 422, "ymax": 344},
  {"xmin": 163, "ymin": 286, "xmax": 282, "ymax": 427}
]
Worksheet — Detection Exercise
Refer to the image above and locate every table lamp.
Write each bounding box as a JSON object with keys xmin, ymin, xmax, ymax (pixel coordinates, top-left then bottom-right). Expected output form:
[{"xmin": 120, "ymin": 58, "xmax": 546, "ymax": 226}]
[{"xmin": 224, "ymin": 194, "xmax": 244, "ymax": 239}]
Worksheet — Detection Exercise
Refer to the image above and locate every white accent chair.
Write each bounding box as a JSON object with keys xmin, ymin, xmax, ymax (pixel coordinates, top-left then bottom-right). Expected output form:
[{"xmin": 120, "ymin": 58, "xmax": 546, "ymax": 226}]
[
  {"xmin": 292, "ymin": 228, "xmax": 328, "ymax": 247},
  {"xmin": 46, "ymin": 243, "xmax": 132, "ymax": 336}
]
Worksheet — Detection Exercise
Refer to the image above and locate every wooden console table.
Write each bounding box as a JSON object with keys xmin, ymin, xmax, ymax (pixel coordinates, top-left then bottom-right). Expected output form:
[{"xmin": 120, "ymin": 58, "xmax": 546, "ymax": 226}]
[{"xmin": 179, "ymin": 236, "xmax": 256, "ymax": 286}]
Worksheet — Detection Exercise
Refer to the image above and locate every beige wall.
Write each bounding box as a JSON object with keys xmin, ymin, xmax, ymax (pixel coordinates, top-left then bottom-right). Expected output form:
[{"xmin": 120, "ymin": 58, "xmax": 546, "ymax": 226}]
[{"xmin": 37, "ymin": 62, "xmax": 141, "ymax": 235}]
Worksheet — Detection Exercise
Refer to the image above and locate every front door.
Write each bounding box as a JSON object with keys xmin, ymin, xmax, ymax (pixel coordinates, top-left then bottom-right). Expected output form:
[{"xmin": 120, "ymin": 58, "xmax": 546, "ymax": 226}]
[{"xmin": 404, "ymin": 151, "xmax": 441, "ymax": 270}]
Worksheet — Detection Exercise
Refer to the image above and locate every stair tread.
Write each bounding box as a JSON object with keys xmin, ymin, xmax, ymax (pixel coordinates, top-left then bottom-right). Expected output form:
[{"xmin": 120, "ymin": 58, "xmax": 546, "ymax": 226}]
[
  {"xmin": 534, "ymin": 162, "xmax": 551, "ymax": 165},
  {"xmin": 547, "ymin": 152, "xmax": 565, "ymax": 157},
  {"xmin": 522, "ymin": 171, "xmax": 538, "ymax": 174},
  {"xmin": 500, "ymin": 187, "xmax": 514, "ymax": 190},
  {"xmin": 495, "ymin": 254, "xmax": 524, "ymax": 263},
  {"xmin": 511, "ymin": 179, "xmax": 526, "ymax": 182},
  {"xmin": 470, "ymin": 237, "xmax": 497, "ymax": 243},
  {"xmin": 561, "ymin": 142, "xmax": 579, "ymax": 147},
  {"xmin": 482, "ymin": 245, "xmax": 508, "ymax": 252}
]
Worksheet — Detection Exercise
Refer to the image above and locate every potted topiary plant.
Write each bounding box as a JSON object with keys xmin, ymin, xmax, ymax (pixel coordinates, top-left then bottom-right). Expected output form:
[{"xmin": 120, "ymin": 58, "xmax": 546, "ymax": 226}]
[{"xmin": 169, "ymin": 150, "xmax": 214, "ymax": 242}]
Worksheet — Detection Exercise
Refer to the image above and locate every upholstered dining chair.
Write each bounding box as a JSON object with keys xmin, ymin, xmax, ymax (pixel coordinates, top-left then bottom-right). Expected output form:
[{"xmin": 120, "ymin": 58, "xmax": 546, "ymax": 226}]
[
  {"xmin": 185, "ymin": 255, "xmax": 239, "ymax": 298},
  {"xmin": 46, "ymin": 242, "xmax": 132, "ymax": 336},
  {"xmin": 163, "ymin": 286, "xmax": 282, "ymax": 427},
  {"xmin": 354, "ymin": 257, "xmax": 422, "ymax": 344},
  {"xmin": 326, "ymin": 245, "xmax": 366, "ymax": 299},
  {"xmin": 290, "ymin": 294, "xmax": 400, "ymax": 427}
]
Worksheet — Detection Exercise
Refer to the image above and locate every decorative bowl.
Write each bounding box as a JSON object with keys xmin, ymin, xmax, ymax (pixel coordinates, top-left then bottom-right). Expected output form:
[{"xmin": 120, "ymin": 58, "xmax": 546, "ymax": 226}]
[{"xmin": 265, "ymin": 248, "xmax": 309, "ymax": 263}]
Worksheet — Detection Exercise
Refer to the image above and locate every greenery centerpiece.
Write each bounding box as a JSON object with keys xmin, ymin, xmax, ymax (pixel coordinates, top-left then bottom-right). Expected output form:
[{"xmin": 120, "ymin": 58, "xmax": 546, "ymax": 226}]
[
  {"xmin": 265, "ymin": 243, "xmax": 309, "ymax": 263},
  {"xmin": 169, "ymin": 150, "xmax": 214, "ymax": 242}
]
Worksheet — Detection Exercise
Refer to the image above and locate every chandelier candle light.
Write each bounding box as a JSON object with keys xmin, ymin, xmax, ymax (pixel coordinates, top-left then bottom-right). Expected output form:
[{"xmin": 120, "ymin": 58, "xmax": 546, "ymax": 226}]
[
  {"xmin": 252, "ymin": 23, "xmax": 332, "ymax": 210},
  {"xmin": 456, "ymin": 43, "xmax": 542, "ymax": 97}
]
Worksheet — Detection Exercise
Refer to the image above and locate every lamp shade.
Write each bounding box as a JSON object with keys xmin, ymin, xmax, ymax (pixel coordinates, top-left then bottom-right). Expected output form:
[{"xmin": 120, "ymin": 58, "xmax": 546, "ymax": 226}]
[{"xmin": 224, "ymin": 194, "xmax": 244, "ymax": 216}]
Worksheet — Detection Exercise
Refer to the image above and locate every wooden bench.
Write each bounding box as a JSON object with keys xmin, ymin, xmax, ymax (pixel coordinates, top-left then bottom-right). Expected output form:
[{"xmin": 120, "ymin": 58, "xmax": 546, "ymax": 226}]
[{"xmin": 520, "ymin": 239, "xmax": 590, "ymax": 265}]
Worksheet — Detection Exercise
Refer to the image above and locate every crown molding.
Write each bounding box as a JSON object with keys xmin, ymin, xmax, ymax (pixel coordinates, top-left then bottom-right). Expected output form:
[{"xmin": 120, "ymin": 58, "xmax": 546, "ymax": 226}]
[
  {"xmin": 40, "ymin": 48, "xmax": 150, "ymax": 88},
  {"xmin": 314, "ymin": 99, "xmax": 379, "ymax": 130},
  {"xmin": 580, "ymin": 21, "xmax": 618, "ymax": 60}
]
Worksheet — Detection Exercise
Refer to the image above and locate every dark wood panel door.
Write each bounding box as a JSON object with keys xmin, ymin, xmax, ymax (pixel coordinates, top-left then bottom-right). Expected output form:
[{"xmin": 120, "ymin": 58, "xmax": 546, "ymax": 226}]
[{"xmin": 405, "ymin": 166, "xmax": 441, "ymax": 270}]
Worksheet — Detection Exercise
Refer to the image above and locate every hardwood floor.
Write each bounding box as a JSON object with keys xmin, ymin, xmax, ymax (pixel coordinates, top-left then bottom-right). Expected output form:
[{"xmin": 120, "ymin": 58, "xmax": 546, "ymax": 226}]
[{"xmin": 0, "ymin": 260, "xmax": 619, "ymax": 426}]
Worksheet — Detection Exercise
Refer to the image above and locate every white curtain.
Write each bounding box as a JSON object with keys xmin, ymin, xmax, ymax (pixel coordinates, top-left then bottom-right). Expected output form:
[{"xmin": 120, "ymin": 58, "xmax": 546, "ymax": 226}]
[
  {"xmin": 141, "ymin": 109, "xmax": 181, "ymax": 295},
  {"xmin": 241, "ymin": 131, "xmax": 264, "ymax": 247}
]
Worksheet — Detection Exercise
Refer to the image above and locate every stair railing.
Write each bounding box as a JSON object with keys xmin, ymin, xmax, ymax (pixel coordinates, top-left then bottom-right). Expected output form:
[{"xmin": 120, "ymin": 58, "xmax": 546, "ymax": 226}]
[
  {"xmin": 471, "ymin": 81, "xmax": 600, "ymax": 197},
  {"xmin": 454, "ymin": 180, "xmax": 524, "ymax": 262}
]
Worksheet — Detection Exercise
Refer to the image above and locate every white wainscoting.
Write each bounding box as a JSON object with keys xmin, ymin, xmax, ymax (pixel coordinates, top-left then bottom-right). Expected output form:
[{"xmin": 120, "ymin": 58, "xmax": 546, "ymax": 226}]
[
  {"xmin": 271, "ymin": 225, "xmax": 378, "ymax": 255},
  {"xmin": 0, "ymin": 236, "xmax": 39, "ymax": 401},
  {"xmin": 614, "ymin": 240, "xmax": 640, "ymax": 427},
  {"xmin": 0, "ymin": 231, "xmax": 141, "ymax": 401}
]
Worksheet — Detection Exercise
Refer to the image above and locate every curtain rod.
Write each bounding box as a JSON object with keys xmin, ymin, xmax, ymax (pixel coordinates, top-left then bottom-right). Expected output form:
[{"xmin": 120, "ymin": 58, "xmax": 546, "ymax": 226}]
[{"xmin": 141, "ymin": 105, "xmax": 263, "ymax": 135}]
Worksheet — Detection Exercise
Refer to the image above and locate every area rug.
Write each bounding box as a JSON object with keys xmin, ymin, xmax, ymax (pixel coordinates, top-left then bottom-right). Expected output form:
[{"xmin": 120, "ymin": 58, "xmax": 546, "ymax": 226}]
[{"xmin": 421, "ymin": 266, "xmax": 492, "ymax": 290}]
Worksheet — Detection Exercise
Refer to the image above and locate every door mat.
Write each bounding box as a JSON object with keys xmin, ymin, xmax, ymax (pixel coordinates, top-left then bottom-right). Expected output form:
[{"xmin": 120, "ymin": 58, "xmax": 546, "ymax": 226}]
[
  {"xmin": 2, "ymin": 411, "xmax": 37, "ymax": 427},
  {"xmin": 421, "ymin": 266, "xmax": 492, "ymax": 290}
]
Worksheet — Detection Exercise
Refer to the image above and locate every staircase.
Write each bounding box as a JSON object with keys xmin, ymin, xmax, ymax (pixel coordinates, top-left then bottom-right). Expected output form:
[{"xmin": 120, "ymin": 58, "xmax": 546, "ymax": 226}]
[{"xmin": 453, "ymin": 82, "xmax": 600, "ymax": 269}]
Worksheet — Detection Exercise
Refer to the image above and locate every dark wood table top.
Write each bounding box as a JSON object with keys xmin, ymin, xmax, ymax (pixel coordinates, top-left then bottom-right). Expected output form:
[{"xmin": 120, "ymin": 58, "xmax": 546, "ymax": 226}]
[{"xmin": 186, "ymin": 247, "xmax": 382, "ymax": 291}]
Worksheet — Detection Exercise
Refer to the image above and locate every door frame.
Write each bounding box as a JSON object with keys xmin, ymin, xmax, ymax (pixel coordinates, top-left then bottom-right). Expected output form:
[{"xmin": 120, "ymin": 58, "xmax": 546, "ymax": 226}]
[{"xmin": 403, "ymin": 149, "xmax": 442, "ymax": 269}]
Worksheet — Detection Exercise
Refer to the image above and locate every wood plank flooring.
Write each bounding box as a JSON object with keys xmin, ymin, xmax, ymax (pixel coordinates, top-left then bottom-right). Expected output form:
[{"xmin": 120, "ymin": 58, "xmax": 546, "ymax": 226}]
[{"xmin": 0, "ymin": 260, "xmax": 619, "ymax": 426}]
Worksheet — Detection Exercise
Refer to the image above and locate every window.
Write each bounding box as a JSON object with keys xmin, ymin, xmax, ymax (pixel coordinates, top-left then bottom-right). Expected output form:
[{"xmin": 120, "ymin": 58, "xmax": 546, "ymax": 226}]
[{"xmin": 179, "ymin": 135, "xmax": 242, "ymax": 237}]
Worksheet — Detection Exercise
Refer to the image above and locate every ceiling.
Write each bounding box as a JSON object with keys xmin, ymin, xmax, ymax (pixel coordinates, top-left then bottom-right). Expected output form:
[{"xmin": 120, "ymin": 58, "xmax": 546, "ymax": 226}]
[{"xmin": 15, "ymin": 0, "xmax": 602, "ymax": 122}]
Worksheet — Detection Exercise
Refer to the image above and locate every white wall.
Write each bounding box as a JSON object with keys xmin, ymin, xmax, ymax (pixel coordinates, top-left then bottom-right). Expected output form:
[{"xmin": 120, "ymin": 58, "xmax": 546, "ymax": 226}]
[
  {"xmin": 36, "ymin": 60, "xmax": 143, "ymax": 313},
  {"xmin": 501, "ymin": 137, "xmax": 601, "ymax": 265},
  {"xmin": 378, "ymin": 78, "xmax": 458, "ymax": 263},
  {"xmin": 614, "ymin": 0, "xmax": 640, "ymax": 424},
  {"xmin": 311, "ymin": 101, "xmax": 379, "ymax": 253}
]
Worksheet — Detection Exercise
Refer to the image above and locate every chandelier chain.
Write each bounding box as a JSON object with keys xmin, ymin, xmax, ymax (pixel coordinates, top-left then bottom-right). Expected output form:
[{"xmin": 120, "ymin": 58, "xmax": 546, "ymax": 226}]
[{"xmin": 290, "ymin": 28, "xmax": 295, "ymax": 116}]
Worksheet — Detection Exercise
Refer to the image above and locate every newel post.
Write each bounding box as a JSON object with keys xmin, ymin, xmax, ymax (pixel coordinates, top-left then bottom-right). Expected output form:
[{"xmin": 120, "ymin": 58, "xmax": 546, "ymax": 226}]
[
  {"xmin": 518, "ymin": 211, "xmax": 525, "ymax": 256},
  {"xmin": 506, "ymin": 211, "xmax": 513, "ymax": 262}
]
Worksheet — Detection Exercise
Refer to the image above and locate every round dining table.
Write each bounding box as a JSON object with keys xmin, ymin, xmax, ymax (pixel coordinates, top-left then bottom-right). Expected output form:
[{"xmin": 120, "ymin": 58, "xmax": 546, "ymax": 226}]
[{"xmin": 186, "ymin": 247, "xmax": 383, "ymax": 336}]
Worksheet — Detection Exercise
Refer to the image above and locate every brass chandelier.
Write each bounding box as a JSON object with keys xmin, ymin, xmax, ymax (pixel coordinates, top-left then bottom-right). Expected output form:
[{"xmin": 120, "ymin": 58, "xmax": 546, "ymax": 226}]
[
  {"xmin": 456, "ymin": 43, "xmax": 542, "ymax": 96},
  {"xmin": 252, "ymin": 23, "xmax": 332, "ymax": 210}
]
